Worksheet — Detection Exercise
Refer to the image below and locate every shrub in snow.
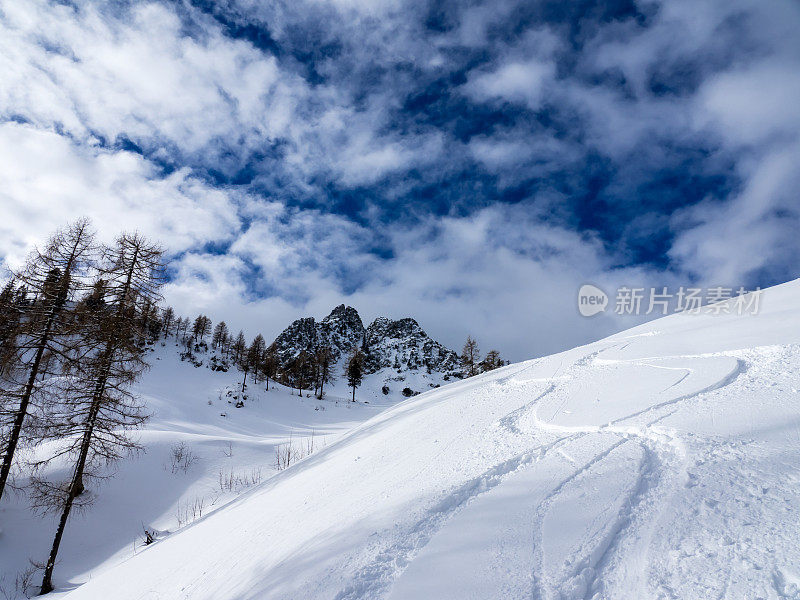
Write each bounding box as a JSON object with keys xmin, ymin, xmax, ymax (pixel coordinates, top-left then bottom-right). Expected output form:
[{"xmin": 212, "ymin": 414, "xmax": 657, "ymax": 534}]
[
  {"xmin": 168, "ymin": 442, "xmax": 198, "ymax": 474},
  {"xmin": 382, "ymin": 385, "xmax": 390, "ymax": 395}
]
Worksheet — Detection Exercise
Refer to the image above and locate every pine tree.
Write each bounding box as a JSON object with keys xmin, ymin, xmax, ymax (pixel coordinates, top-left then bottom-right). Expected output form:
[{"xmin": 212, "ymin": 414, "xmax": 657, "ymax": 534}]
[
  {"xmin": 36, "ymin": 232, "xmax": 164, "ymax": 595},
  {"xmin": 346, "ymin": 349, "xmax": 364, "ymax": 402},
  {"xmin": 0, "ymin": 219, "xmax": 96, "ymax": 504},
  {"xmin": 461, "ymin": 336, "xmax": 480, "ymax": 377}
]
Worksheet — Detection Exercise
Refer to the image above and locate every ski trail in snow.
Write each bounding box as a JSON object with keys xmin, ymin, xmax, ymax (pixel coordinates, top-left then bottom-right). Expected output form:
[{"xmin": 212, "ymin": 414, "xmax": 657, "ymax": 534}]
[
  {"xmin": 333, "ymin": 435, "xmax": 579, "ymax": 600},
  {"xmin": 522, "ymin": 351, "xmax": 744, "ymax": 600}
]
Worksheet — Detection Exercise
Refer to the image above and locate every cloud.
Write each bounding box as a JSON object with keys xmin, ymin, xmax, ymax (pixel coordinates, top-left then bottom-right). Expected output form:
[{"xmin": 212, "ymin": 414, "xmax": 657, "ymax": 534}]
[
  {"xmin": 0, "ymin": 122, "xmax": 240, "ymax": 269},
  {"xmin": 1, "ymin": 0, "xmax": 799, "ymax": 362},
  {"xmin": 464, "ymin": 59, "xmax": 555, "ymax": 109}
]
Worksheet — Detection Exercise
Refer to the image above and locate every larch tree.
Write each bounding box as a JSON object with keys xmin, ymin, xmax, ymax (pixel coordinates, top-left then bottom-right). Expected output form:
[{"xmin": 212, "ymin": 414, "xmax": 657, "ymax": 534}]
[
  {"xmin": 192, "ymin": 315, "xmax": 211, "ymax": 343},
  {"xmin": 212, "ymin": 321, "xmax": 229, "ymax": 350},
  {"xmin": 315, "ymin": 346, "xmax": 334, "ymax": 399},
  {"xmin": 261, "ymin": 345, "xmax": 278, "ymax": 391},
  {"xmin": 0, "ymin": 219, "xmax": 96, "ymax": 504},
  {"xmin": 232, "ymin": 330, "xmax": 246, "ymax": 364},
  {"xmin": 346, "ymin": 349, "xmax": 364, "ymax": 402},
  {"xmin": 482, "ymin": 349, "xmax": 502, "ymax": 371},
  {"xmin": 245, "ymin": 334, "xmax": 266, "ymax": 388},
  {"xmin": 461, "ymin": 336, "xmax": 480, "ymax": 378},
  {"xmin": 161, "ymin": 306, "xmax": 175, "ymax": 339},
  {"xmin": 35, "ymin": 232, "xmax": 164, "ymax": 595},
  {"xmin": 0, "ymin": 279, "xmax": 21, "ymax": 377}
]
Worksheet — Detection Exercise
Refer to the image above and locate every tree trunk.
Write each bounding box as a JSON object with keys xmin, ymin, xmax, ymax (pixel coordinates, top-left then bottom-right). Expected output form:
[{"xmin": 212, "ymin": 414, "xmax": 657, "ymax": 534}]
[
  {"xmin": 42, "ymin": 241, "xmax": 136, "ymax": 593},
  {"xmin": 40, "ymin": 372, "xmax": 106, "ymax": 594},
  {"xmin": 0, "ymin": 326, "xmax": 51, "ymax": 501},
  {"xmin": 352, "ymin": 386, "xmax": 355, "ymax": 402}
]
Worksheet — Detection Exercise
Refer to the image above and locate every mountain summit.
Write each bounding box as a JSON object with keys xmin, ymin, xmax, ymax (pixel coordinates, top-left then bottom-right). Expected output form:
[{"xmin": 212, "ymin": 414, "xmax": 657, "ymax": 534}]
[{"xmin": 269, "ymin": 305, "xmax": 460, "ymax": 376}]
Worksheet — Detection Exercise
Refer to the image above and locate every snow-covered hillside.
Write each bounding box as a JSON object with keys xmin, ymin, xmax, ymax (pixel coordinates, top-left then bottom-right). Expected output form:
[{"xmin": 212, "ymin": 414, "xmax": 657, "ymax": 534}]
[
  {"xmin": 0, "ymin": 339, "xmax": 441, "ymax": 599},
  {"xmin": 8, "ymin": 280, "xmax": 800, "ymax": 599}
]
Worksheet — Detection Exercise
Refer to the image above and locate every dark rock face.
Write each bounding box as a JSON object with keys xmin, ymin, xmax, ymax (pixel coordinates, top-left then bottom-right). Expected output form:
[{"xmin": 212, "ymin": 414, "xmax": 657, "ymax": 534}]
[
  {"xmin": 271, "ymin": 316, "xmax": 319, "ymax": 365},
  {"xmin": 362, "ymin": 317, "xmax": 460, "ymax": 375},
  {"xmin": 268, "ymin": 306, "xmax": 460, "ymax": 376},
  {"xmin": 318, "ymin": 305, "xmax": 365, "ymax": 362}
]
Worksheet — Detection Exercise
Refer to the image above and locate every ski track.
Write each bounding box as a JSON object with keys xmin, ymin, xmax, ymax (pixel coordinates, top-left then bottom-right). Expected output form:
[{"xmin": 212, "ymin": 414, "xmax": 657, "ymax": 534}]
[{"xmin": 335, "ymin": 342, "xmax": 749, "ymax": 600}]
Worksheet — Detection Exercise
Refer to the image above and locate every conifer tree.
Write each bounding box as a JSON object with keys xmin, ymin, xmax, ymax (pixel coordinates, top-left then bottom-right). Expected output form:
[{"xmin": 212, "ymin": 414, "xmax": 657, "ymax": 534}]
[
  {"xmin": 232, "ymin": 330, "xmax": 246, "ymax": 364},
  {"xmin": 161, "ymin": 306, "xmax": 175, "ymax": 339},
  {"xmin": 0, "ymin": 219, "xmax": 96, "ymax": 504},
  {"xmin": 36, "ymin": 232, "xmax": 164, "ymax": 595},
  {"xmin": 0, "ymin": 279, "xmax": 21, "ymax": 377},
  {"xmin": 192, "ymin": 315, "xmax": 211, "ymax": 343},
  {"xmin": 261, "ymin": 345, "xmax": 278, "ymax": 391},
  {"xmin": 482, "ymin": 349, "xmax": 502, "ymax": 371},
  {"xmin": 315, "ymin": 346, "xmax": 334, "ymax": 399},
  {"xmin": 461, "ymin": 336, "xmax": 480, "ymax": 378},
  {"xmin": 246, "ymin": 335, "xmax": 265, "ymax": 384},
  {"xmin": 346, "ymin": 349, "xmax": 364, "ymax": 402},
  {"xmin": 212, "ymin": 321, "xmax": 229, "ymax": 350}
]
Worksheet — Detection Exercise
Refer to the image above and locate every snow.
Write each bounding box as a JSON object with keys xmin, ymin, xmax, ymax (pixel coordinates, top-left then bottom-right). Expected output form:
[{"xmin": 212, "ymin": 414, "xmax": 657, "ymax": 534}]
[
  {"xmin": 4, "ymin": 280, "xmax": 800, "ymax": 599},
  {"xmin": 0, "ymin": 343, "xmax": 431, "ymax": 598}
]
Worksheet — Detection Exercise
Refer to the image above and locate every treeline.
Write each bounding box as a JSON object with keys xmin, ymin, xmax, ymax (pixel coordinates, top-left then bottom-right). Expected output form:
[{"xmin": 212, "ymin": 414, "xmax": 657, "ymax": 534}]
[
  {"xmin": 155, "ymin": 311, "xmax": 342, "ymax": 401},
  {"xmin": 0, "ymin": 219, "xmax": 164, "ymax": 594},
  {"xmin": 460, "ymin": 335, "xmax": 505, "ymax": 377},
  {"xmin": 143, "ymin": 316, "xmax": 504, "ymax": 405}
]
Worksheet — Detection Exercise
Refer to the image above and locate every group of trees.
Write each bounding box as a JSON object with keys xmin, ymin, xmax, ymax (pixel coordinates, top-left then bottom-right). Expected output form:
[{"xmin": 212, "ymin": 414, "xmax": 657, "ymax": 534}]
[
  {"xmin": 0, "ymin": 219, "xmax": 164, "ymax": 595},
  {"xmin": 158, "ymin": 311, "xmax": 344, "ymax": 401},
  {"xmin": 461, "ymin": 336, "xmax": 504, "ymax": 378}
]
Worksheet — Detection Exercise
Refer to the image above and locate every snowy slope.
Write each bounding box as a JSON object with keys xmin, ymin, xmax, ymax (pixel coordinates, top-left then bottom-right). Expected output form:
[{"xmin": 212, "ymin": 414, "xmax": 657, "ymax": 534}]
[
  {"xmin": 0, "ymin": 341, "xmax": 427, "ymax": 599},
  {"xmin": 46, "ymin": 281, "xmax": 800, "ymax": 598}
]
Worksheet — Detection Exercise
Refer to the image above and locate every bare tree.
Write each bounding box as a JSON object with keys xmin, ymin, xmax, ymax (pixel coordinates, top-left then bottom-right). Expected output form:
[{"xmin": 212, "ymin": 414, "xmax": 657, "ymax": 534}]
[
  {"xmin": 212, "ymin": 321, "xmax": 229, "ymax": 350},
  {"xmin": 482, "ymin": 349, "xmax": 502, "ymax": 371},
  {"xmin": 35, "ymin": 232, "xmax": 164, "ymax": 595},
  {"xmin": 0, "ymin": 219, "xmax": 96, "ymax": 504},
  {"xmin": 161, "ymin": 306, "xmax": 175, "ymax": 339},
  {"xmin": 243, "ymin": 335, "xmax": 265, "ymax": 390},
  {"xmin": 231, "ymin": 330, "xmax": 246, "ymax": 364},
  {"xmin": 261, "ymin": 345, "xmax": 278, "ymax": 391},
  {"xmin": 315, "ymin": 346, "xmax": 334, "ymax": 399},
  {"xmin": 192, "ymin": 315, "xmax": 211, "ymax": 343},
  {"xmin": 461, "ymin": 336, "xmax": 480, "ymax": 378}
]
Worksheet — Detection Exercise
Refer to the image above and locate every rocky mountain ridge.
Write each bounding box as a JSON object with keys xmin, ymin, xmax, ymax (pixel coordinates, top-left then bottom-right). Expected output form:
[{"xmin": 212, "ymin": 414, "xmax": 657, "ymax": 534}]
[{"xmin": 270, "ymin": 305, "xmax": 461, "ymax": 377}]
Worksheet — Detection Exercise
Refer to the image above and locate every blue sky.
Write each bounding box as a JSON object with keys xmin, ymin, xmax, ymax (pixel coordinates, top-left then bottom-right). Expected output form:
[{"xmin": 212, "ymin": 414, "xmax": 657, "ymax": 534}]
[{"xmin": 1, "ymin": 0, "xmax": 798, "ymax": 360}]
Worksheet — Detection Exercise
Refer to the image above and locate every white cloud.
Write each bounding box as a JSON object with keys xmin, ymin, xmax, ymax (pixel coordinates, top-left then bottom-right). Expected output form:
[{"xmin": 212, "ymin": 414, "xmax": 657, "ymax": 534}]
[
  {"xmin": 0, "ymin": 122, "xmax": 240, "ymax": 268},
  {"xmin": 464, "ymin": 59, "xmax": 554, "ymax": 110}
]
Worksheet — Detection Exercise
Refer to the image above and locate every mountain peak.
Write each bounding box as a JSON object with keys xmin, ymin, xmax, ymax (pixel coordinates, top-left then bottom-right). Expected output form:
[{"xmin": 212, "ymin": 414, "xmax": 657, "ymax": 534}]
[
  {"xmin": 269, "ymin": 306, "xmax": 459, "ymax": 376},
  {"xmin": 322, "ymin": 304, "xmax": 362, "ymax": 324}
]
